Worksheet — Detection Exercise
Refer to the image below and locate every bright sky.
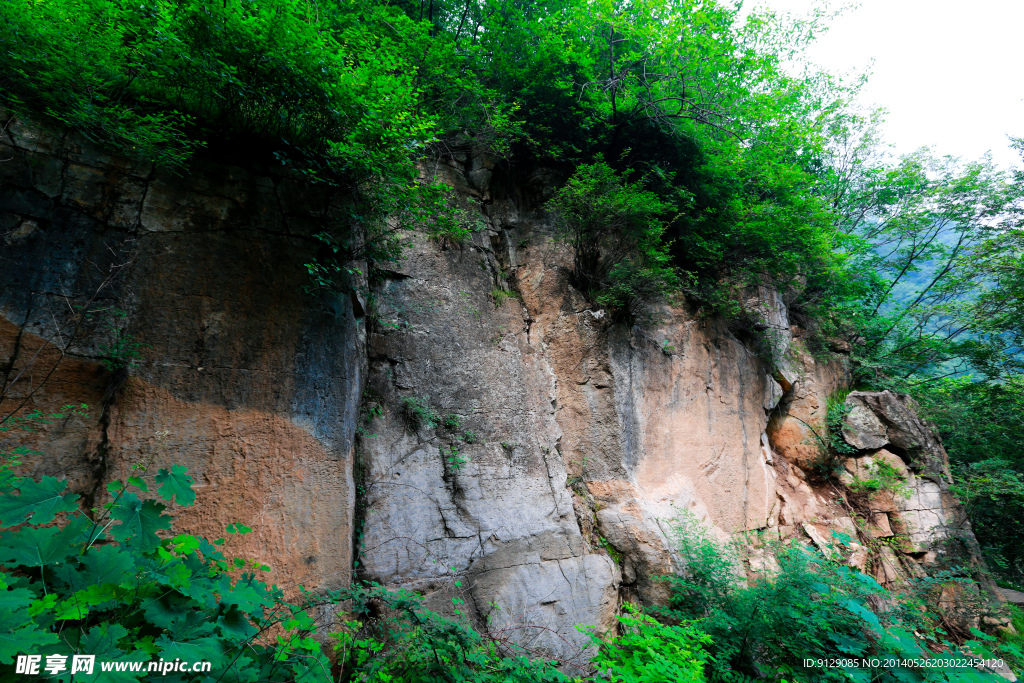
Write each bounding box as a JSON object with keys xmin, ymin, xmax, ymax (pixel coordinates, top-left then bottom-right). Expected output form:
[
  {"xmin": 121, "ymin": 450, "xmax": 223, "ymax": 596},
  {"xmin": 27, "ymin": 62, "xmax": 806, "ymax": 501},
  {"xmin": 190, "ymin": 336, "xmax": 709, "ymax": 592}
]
[{"xmin": 755, "ymin": 0, "xmax": 1024, "ymax": 170}]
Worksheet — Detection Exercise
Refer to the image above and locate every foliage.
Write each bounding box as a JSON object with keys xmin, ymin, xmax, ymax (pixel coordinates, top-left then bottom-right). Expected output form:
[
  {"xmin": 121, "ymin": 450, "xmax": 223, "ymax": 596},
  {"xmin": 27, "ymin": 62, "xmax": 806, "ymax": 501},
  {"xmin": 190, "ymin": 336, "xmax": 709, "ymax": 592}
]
[
  {"xmin": 585, "ymin": 603, "xmax": 710, "ymax": 683},
  {"xmin": 799, "ymin": 124, "xmax": 1024, "ymax": 594},
  {"xmin": 830, "ymin": 148, "xmax": 1023, "ymax": 383},
  {"xmin": 7, "ymin": 0, "xmax": 1024, "ymax": 674},
  {"xmin": 94, "ymin": 308, "xmax": 147, "ymax": 372},
  {"xmin": 848, "ymin": 460, "xmax": 912, "ymax": 500},
  {"xmin": 663, "ymin": 511, "xmax": 741, "ymax": 618},
  {"xmin": 549, "ymin": 161, "xmax": 680, "ymax": 315},
  {"xmin": 0, "ymin": 464, "xmax": 331, "ymax": 681},
  {"xmin": 491, "ymin": 290, "xmax": 520, "ymax": 308},
  {"xmin": 948, "ymin": 458, "xmax": 1024, "ymax": 587},
  {"xmin": 0, "ymin": 0, "xmax": 476, "ymax": 299},
  {"xmin": 0, "ymin": 0, "xmax": 435, "ymax": 176},
  {"xmin": 908, "ymin": 376, "xmax": 1024, "ymax": 587},
  {"xmin": 825, "ymin": 392, "xmax": 855, "ymax": 453},
  {"xmin": 998, "ymin": 605, "xmax": 1024, "ymax": 671},
  {"xmin": 331, "ymin": 583, "xmax": 567, "ymax": 683},
  {"xmin": 661, "ymin": 514, "xmax": 1007, "ymax": 683},
  {"xmin": 2, "ymin": 0, "xmax": 882, "ymax": 318},
  {"xmin": 401, "ymin": 397, "xmax": 441, "ymax": 431},
  {"xmin": 443, "ymin": 444, "xmax": 468, "ymax": 471},
  {"xmin": 808, "ymin": 392, "xmax": 856, "ymax": 480}
]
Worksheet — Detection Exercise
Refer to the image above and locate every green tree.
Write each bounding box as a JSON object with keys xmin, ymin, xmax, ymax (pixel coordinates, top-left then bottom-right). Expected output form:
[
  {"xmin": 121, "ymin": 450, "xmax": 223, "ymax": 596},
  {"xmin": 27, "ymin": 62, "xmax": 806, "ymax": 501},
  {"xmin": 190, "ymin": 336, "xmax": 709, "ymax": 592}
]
[{"xmin": 548, "ymin": 161, "xmax": 680, "ymax": 316}]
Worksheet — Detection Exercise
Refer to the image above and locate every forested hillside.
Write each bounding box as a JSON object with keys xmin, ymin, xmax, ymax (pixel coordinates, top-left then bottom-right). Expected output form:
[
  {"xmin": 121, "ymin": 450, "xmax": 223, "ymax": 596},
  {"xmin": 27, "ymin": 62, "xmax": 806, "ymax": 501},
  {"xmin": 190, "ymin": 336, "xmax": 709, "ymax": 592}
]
[{"xmin": 2, "ymin": 0, "xmax": 1023, "ymax": 680}]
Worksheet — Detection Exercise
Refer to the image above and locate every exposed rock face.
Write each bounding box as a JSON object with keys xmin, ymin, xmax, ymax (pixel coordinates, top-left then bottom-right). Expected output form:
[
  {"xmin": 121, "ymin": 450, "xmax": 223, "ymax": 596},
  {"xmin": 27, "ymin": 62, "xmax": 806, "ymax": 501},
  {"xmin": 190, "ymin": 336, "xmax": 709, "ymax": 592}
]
[
  {"xmin": 836, "ymin": 390, "xmax": 1000, "ymax": 622},
  {"xmin": 842, "ymin": 403, "xmax": 889, "ymax": 450},
  {"xmin": 844, "ymin": 390, "xmax": 953, "ymax": 480},
  {"xmin": 1001, "ymin": 588, "xmax": 1024, "ymax": 606},
  {"xmin": 0, "ymin": 117, "xmax": 1001, "ymax": 664},
  {"xmin": 351, "ymin": 159, "xmax": 802, "ymax": 660},
  {"xmin": 1, "ymin": 114, "xmax": 364, "ymax": 596},
  {"xmin": 840, "ymin": 391, "xmax": 961, "ymax": 550}
]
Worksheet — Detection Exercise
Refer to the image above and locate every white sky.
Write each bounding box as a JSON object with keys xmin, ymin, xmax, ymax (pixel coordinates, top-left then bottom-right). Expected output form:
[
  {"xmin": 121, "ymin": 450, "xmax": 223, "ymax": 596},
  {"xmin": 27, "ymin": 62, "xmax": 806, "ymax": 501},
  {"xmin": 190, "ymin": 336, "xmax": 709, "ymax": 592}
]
[{"xmin": 754, "ymin": 0, "xmax": 1024, "ymax": 170}]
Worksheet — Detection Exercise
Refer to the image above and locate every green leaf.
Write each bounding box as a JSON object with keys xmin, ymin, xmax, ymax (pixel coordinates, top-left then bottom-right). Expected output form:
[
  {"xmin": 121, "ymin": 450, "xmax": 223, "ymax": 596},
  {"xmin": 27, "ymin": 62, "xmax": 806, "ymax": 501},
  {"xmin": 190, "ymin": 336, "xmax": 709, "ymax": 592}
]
[
  {"xmin": 0, "ymin": 586, "xmax": 34, "ymax": 616},
  {"xmin": 82, "ymin": 544, "xmax": 136, "ymax": 586},
  {"xmin": 0, "ymin": 476, "xmax": 80, "ymax": 526},
  {"xmin": 109, "ymin": 493, "xmax": 171, "ymax": 551},
  {"xmin": 143, "ymin": 592, "xmax": 192, "ymax": 631},
  {"xmin": 155, "ymin": 634, "xmax": 228, "ymax": 669},
  {"xmin": 0, "ymin": 625, "xmax": 59, "ymax": 665},
  {"xmin": 218, "ymin": 579, "xmax": 273, "ymax": 613},
  {"xmin": 54, "ymin": 583, "xmax": 120, "ymax": 620},
  {"xmin": 171, "ymin": 534, "xmax": 200, "ymax": 554},
  {"xmin": 80, "ymin": 624, "xmax": 150, "ymax": 683},
  {"xmin": 215, "ymin": 606, "xmax": 258, "ymax": 640},
  {"xmin": 198, "ymin": 537, "xmax": 226, "ymax": 563},
  {"xmin": 154, "ymin": 465, "xmax": 195, "ymax": 506},
  {"xmin": 0, "ymin": 516, "xmax": 91, "ymax": 567}
]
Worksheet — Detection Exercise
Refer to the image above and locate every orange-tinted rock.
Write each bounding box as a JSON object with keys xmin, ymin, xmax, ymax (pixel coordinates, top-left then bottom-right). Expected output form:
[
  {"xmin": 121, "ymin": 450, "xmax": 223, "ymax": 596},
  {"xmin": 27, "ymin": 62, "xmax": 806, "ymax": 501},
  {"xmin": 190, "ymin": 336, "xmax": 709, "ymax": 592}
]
[{"xmin": 1, "ymin": 116, "xmax": 363, "ymax": 599}]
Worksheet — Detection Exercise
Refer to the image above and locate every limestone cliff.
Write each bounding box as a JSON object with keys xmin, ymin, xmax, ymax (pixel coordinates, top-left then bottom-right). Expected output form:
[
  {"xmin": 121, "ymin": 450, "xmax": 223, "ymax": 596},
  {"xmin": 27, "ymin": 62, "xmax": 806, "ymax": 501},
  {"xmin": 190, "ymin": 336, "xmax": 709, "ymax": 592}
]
[{"xmin": 0, "ymin": 115, "xmax": 1005, "ymax": 664}]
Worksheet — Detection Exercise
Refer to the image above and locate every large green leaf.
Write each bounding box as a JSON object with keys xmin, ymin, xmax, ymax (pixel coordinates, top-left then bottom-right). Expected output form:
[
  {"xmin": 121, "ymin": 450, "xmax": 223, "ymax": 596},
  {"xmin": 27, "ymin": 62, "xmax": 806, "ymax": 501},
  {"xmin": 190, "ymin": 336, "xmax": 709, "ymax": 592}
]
[
  {"xmin": 0, "ymin": 476, "xmax": 80, "ymax": 526},
  {"xmin": 52, "ymin": 544, "xmax": 136, "ymax": 591},
  {"xmin": 217, "ymin": 578, "xmax": 273, "ymax": 613},
  {"xmin": 80, "ymin": 623, "xmax": 151, "ymax": 683},
  {"xmin": 109, "ymin": 493, "xmax": 171, "ymax": 550},
  {"xmin": 197, "ymin": 537, "xmax": 226, "ymax": 563},
  {"xmin": 0, "ymin": 581, "xmax": 60, "ymax": 662},
  {"xmin": 209, "ymin": 654, "xmax": 258, "ymax": 683},
  {"xmin": 0, "ymin": 624, "xmax": 59, "ymax": 665},
  {"xmin": 0, "ymin": 516, "xmax": 91, "ymax": 567},
  {"xmin": 82, "ymin": 544, "xmax": 136, "ymax": 586},
  {"xmin": 289, "ymin": 649, "xmax": 334, "ymax": 683},
  {"xmin": 154, "ymin": 466, "xmax": 196, "ymax": 506},
  {"xmin": 215, "ymin": 606, "xmax": 258, "ymax": 640},
  {"xmin": 153, "ymin": 610, "xmax": 217, "ymax": 642},
  {"xmin": 143, "ymin": 592, "xmax": 192, "ymax": 631},
  {"xmin": 155, "ymin": 634, "xmax": 228, "ymax": 669},
  {"xmin": 54, "ymin": 583, "xmax": 120, "ymax": 620},
  {"xmin": 0, "ymin": 585, "xmax": 34, "ymax": 616}
]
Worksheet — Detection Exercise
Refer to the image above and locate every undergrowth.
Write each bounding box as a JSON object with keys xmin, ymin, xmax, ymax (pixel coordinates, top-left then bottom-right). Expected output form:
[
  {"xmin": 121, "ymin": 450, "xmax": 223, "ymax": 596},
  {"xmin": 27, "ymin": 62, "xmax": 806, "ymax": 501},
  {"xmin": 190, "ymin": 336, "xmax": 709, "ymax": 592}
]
[{"xmin": 659, "ymin": 511, "xmax": 1016, "ymax": 682}]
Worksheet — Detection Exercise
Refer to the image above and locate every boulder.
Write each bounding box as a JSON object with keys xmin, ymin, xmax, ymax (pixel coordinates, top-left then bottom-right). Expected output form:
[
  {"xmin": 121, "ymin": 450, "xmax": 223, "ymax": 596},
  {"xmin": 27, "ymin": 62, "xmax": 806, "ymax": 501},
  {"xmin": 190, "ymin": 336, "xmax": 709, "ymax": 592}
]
[
  {"xmin": 844, "ymin": 391, "xmax": 952, "ymax": 480},
  {"xmin": 828, "ymin": 338, "xmax": 852, "ymax": 354},
  {"xmin": 842, "ymin": 403, "xmax": 888, "ymax": 450},
  {"xmin": 767, "ymin": 415, "xmax": 822, "ymax": 471},
  {"xmin": 1000, "ymin": 588, "xmax": 1024, "ymax": 606},
  {"xmin": 867, "ymin": 512, "xmax": 893, "ymax": 538},
  {"xmin": 874, "ymin": 546, "xmax": 902, "ymax": 586}
]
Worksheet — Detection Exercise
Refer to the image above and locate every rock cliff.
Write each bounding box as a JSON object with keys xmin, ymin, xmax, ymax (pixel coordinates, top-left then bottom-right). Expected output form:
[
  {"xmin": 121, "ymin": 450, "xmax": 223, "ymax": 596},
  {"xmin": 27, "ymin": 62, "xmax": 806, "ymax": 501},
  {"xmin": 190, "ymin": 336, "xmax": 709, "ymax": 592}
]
[
  {"xmin": 0, "ymin": 116, "xmax": 1004, "ymax": 663},
  {"xmin": 1, "ymin": 115, "xmax": 363, "ymax": 597}
]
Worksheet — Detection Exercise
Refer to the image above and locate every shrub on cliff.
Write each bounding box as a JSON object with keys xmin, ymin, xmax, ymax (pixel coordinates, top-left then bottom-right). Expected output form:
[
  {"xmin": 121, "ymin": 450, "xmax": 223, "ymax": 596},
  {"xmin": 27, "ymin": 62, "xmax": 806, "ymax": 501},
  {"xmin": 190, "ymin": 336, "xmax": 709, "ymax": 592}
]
[
  {"xmin": 331, "ymin": 583, "xmax": 572, "ymax": 683},
  {"xmin": 549, "ymin": 161, "xmax": 681, "ymax": 316},
  {"xmin": 585, "ymin": 604, "xmax": 710, "ymax": 683},
  {"xmin": 661, "ymin": 514, "xmax": 1014, "ymax": 683}
]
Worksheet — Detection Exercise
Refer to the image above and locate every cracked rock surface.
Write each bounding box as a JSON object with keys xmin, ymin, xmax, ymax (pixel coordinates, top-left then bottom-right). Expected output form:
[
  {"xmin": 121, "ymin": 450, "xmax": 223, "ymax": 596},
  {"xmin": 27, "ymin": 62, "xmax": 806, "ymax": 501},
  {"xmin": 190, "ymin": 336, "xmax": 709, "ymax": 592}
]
[
  {"xmin": 1, "ymin": 115, "xmax": 1000, "ymax": 663},
  {"xmin": 0, "ymin": 113, "xmax": 363, "ymax": 597}
]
